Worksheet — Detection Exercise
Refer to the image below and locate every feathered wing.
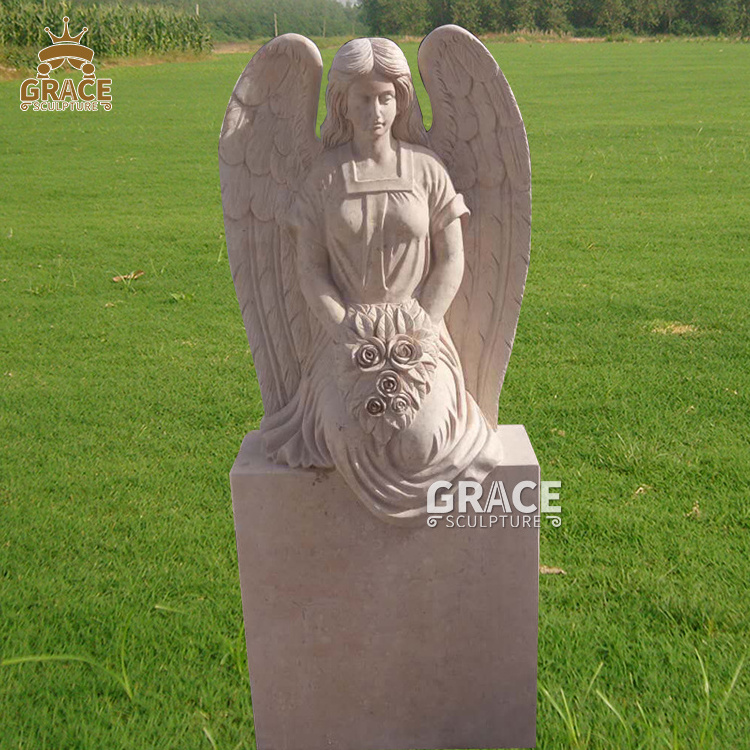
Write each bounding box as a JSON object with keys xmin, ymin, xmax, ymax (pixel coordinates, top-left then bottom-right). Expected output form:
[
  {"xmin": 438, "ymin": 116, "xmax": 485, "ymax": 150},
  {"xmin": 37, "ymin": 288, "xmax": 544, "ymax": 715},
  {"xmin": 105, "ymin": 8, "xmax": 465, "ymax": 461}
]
[
  {"xmin": 419, "ymin": 25, "xmax": 532, "ymax": 424},
  {"xmin": 219, "ymin": 34, "xmax": 323, "ymax": 416}
]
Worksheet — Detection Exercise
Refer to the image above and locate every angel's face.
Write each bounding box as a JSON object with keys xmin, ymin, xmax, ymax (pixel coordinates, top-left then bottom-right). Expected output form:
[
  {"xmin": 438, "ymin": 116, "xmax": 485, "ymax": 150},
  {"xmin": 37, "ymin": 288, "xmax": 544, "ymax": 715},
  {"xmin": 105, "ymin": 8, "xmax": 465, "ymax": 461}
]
[{"xmin": 345, "ymin": 73, "xmax": 397, "ymax": 140}]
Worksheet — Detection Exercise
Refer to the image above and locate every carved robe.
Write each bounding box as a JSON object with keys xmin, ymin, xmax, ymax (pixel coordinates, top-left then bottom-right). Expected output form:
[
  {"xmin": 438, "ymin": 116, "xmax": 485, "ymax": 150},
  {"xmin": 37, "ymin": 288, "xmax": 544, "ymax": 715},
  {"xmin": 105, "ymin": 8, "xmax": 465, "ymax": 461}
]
[{"xmin": 261, "ymin": 141, "xmax": 502, "ymax": 524}]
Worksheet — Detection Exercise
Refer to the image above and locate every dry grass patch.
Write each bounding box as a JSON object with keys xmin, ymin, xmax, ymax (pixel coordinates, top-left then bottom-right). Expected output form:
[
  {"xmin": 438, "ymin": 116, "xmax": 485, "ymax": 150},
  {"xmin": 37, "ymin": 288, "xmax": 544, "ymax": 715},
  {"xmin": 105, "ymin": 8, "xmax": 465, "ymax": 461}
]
[
  {"xmin": 540, "ymin": 565, "xmax": 567, "ymax": 575},
  {"xmin": 651, "ymin": 321, "xmax": 699, "ymax": 335}
]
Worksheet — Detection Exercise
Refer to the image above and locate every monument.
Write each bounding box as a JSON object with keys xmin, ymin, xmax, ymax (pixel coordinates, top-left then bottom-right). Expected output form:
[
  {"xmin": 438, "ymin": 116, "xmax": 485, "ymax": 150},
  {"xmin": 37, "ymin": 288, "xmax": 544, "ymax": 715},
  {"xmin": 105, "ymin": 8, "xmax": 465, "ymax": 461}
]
[{"xmin": 221, "ymin": 24, "xmax": 537, "ymax": 749}]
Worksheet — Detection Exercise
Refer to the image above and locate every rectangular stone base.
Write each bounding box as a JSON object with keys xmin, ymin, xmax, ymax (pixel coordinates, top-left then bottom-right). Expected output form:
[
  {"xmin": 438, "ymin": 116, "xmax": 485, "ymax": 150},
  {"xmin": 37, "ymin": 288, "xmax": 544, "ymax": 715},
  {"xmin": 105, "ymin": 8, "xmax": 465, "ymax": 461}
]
[{"xmin": 231, "ymin": 427, "xmax": 539, "ymax": 750}]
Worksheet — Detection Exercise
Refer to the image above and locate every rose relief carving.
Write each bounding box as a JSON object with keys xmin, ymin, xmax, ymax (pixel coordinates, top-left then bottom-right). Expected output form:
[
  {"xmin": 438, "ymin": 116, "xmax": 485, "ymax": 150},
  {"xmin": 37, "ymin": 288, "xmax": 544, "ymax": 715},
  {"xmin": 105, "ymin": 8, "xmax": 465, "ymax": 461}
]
[{"xmin": 336, "ymin": 303, "xmax": 439, "ymax": 444}]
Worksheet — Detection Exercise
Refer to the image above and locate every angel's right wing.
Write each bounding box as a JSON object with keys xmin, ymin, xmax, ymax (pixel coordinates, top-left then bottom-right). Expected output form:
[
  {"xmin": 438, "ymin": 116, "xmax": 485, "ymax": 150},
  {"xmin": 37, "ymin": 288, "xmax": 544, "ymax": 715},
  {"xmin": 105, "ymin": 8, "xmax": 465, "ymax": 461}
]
[{"xmin": 219, "ymin": 34, "xmax": 323, "ymax": 417}]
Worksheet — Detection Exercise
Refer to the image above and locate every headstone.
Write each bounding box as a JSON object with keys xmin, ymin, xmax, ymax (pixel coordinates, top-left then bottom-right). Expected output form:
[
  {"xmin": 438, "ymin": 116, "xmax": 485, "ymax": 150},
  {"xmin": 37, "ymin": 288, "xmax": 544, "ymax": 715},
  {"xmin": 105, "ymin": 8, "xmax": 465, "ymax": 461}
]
[
  {"xmin": 232, "ymin": 428, "xmax": 538, "ymax": 750},
  {"xmin": 220, "ymin": 24, "xmax": 536, "ymax": 750}
]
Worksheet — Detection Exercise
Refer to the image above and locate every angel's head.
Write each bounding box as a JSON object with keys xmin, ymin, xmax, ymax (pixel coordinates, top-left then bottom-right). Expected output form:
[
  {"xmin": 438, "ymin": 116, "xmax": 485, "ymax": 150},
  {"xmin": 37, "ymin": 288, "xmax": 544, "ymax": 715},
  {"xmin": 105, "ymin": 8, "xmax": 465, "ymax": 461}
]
[{"xmin": 321, "ymin": 38, "xmax": 428, "ymax": 149}]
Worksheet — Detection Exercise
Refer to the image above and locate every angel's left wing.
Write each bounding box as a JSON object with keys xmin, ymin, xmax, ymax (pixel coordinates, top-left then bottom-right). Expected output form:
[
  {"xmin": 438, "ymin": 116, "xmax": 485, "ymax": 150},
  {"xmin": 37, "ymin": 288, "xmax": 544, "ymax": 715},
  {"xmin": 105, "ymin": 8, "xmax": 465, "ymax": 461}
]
[
  {"xmin": 419, "ymin": 25, "xmax": 532, "ymax": 425},
  {"xmin": 219, "ymin": 34, "xmax": 323, "ymax": 417}
]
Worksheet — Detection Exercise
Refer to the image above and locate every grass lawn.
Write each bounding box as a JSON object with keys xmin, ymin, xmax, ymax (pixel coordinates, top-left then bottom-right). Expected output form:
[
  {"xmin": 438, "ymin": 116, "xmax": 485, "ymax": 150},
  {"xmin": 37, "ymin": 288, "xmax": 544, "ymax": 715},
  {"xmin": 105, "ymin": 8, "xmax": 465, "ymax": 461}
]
[{"xmin": 1, "ymin": 38, "xmax": 749, "ymax": 749}]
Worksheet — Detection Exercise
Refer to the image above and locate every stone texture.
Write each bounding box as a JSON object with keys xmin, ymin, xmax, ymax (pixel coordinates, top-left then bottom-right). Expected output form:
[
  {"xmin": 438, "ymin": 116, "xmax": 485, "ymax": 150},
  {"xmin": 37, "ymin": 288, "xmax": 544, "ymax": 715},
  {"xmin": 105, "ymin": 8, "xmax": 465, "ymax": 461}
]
[{"xmin": 231, "ymin": 426, "xmax": 539, "ymax": 750}]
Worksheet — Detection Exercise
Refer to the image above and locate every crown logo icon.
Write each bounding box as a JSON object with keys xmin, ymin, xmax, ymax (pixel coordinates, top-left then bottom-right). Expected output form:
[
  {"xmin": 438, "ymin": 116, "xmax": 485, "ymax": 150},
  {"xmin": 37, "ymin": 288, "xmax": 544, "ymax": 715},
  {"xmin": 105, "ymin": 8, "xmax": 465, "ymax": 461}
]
[
  {"xmin": 37, "ymin": 16, "xmax": 95, "ymax": 77},
  {"xmin": 44, "ymin": 16, "xmax": 88, "ymax": 45}
]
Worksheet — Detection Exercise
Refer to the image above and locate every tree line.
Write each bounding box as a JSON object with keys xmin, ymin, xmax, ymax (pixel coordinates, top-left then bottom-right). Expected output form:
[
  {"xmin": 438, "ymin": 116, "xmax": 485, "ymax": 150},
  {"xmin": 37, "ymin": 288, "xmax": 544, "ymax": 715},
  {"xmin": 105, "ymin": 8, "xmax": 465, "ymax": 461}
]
[
  {"xmin": 361, "ymin": 0, "xmax": 750, "ymax": 36},
  {"xmin": 201, "ymin": 0, "xmax": 365, "ymax": 41},
  {"xmin": 2, "ymin": 0, "xmax": 747, "ymax": 58}
]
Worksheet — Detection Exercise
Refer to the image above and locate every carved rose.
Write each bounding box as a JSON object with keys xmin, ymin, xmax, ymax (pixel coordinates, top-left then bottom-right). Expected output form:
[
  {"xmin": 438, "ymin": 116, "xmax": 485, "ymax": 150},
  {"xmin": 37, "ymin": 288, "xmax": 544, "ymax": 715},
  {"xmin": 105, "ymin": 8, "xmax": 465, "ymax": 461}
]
[
  {"xmin": 376, "ymin": 370, "xmax": 401, "ymax": 397},
  {"xmin": 387, "ymin": 334, "xmax": 422, "ymax": 371},
  {"xmin": 389, "ymin": 394, "xmax": 411, "ymax": 414},
  {"xmin": 335, "ymin": 301, "xmax": 439, "ymax": 445},
  {"xmin": 365, "ymin": 396, "xmax": 387, "ymax": 416},
  {"xmin": 354, "ymin": 339, "xmax": 386, "ymax": 371}
]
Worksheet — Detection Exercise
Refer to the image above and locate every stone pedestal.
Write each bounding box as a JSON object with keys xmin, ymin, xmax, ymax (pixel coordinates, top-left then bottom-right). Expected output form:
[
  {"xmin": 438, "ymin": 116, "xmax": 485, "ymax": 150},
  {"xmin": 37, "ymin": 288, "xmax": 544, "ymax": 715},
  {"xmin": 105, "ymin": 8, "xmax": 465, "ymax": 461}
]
[{"xmin": 231, "ymin": 427, "xmax": 539, "ymax": 750}]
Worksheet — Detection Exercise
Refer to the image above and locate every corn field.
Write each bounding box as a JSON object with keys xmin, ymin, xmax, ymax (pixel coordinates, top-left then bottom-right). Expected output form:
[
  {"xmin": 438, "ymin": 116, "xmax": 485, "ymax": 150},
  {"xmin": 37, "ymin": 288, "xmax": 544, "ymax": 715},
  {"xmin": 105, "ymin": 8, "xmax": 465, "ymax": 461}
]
[{"xmin": 0, "ymin": 0, "xmax": 212, "ymax": 60}]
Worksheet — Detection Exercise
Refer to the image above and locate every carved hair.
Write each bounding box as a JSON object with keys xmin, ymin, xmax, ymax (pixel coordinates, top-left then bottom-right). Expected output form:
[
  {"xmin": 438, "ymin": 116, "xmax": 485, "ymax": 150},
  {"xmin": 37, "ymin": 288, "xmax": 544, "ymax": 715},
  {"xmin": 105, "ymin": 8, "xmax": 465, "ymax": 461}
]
[{"xmin": 321, "ymin": 38, "xmax": 428, "ymax": 149}]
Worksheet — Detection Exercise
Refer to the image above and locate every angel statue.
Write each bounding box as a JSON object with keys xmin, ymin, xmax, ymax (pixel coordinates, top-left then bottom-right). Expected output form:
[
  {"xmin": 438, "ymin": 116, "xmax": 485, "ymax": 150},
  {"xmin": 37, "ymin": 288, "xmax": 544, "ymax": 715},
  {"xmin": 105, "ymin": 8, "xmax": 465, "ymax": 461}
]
[{"xmin": 219, "ymin": 25, "xmax": 531, "ymax": 526}]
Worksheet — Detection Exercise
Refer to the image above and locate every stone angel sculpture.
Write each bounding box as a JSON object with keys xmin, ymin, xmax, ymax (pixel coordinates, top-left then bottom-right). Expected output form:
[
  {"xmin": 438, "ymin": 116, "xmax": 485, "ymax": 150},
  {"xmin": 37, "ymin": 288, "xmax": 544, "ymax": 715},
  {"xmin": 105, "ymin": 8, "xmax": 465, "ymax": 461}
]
[{"xmin": 219, "ymin": 26, "xmax": 531, "ymax": 525}]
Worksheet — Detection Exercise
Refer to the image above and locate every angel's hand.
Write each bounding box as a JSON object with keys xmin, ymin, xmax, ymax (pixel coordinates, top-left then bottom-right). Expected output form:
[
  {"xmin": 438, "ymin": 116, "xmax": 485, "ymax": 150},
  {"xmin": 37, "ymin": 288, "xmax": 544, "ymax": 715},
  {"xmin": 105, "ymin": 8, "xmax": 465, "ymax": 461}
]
[
  {"xmin": 323, "ymin": 300, "xmax": 348, "ymax": 343},
  {"xmin": 304, "ymin": 287, "xmax": 346, "ymax": 342}
]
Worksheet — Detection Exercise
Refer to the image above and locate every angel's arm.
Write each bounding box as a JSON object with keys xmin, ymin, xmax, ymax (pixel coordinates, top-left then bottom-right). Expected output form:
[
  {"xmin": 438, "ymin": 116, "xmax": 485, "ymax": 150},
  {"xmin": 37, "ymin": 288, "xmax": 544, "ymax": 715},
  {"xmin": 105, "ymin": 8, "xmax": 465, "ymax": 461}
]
[
  {"xmin": 297, "ymin": 236, "xmax": 346, "ymax": 340},
  {"xmin": 420, "ymin": 218, "xmax": 464, "ymax": 325}
]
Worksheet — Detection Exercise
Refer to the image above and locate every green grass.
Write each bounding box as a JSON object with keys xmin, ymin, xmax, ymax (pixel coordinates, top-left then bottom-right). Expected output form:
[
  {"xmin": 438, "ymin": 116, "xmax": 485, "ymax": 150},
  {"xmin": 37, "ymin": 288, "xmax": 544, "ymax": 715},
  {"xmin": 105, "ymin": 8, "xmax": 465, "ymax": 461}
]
[{"xmin": 1, "ymin": 39, "xmax": 749, "ymax": 748}]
